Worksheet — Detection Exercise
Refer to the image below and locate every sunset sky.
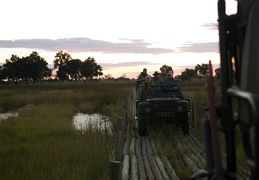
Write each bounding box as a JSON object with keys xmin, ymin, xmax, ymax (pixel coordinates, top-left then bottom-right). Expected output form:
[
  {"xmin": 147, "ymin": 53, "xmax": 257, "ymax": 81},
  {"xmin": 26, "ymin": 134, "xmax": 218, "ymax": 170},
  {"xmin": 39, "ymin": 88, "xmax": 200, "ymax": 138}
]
[{"xmin": 0, "ymin": 0, "xmax": 237, "ymax": 78}]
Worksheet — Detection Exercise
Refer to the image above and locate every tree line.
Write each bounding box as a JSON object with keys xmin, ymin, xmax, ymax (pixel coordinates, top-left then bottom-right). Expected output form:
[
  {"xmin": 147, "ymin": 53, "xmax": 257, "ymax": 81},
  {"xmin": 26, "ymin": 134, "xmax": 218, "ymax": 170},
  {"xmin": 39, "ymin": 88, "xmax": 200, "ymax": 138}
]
[
  {"xmin": 175, "ymin": 63, "xmax": 221, "ymax": 81},
  {"xmin": 156, "ymin": 64, "xmax": 221, "ymax": 81},
  {"xmin": 0, "ymin": 50, "xmax": 220, "ymax": 83},
  {"xmin": 0, "ymin": 51, "xmax": 103, "ymax": 83}
]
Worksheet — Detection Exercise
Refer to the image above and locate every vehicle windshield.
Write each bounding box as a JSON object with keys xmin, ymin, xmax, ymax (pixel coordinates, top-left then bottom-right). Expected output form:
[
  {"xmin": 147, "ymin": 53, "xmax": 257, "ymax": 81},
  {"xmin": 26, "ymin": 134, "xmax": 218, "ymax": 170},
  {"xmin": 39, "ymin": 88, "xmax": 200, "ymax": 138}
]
[
  {"xmin": 138, "ymin": 84, "xmax": 180, "ymax": 93},
  {"xmin": 136, "ymin": 83, "xmax": 183, "ymax": 100}
]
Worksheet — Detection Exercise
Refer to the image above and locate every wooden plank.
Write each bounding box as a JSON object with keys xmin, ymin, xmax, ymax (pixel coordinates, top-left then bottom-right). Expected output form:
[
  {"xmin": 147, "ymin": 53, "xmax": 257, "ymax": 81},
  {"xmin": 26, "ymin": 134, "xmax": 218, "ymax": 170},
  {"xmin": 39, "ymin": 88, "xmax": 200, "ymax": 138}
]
[
  {"xmin": 129, "ymin": 137, "xmax": 136, "ymax": 155},
  {"xmin": 136, "ymin": 154, "xmax": 147, "ymax": 180},
  {"xmin": 183, "ymin": 154, "xmax": 200, "ymax": 173},
  {"xmin": 161, "ymin": 155, "xmax": 180, "ymax": 180},
  {"xmin": 155, "ymin": 155, "xmax": 170, "ymax": 180},
  {"xmin": 145, "ymin": 138, "xmax": 153, "ymax": 155},
  {"xmin": 123, "ymin": 137, "xmax": 130, "ymax": 155},
  {"xmin": 141, "ymin": 137, "xmax": 147, "ymax": 155},
  {"xmin": 176, "ymin": 138, "xmax": 201, "ymax": 173},
  {"xmin": 131, "ymin": 155, "xmax": 138, "ymax": 180},
  {"xmin": 135, "ymin": 137, "xmax": 141, "ymax": 157},
  {"xmin": 189, "ymin": 153, "xmax": 204, "ymax": 169},
  {"xmin": 150, "ymin": 139, "xmax": 158, "ymax": 155},
  {"xmin": 148, "ymin": 154, "xmax": 162, "ymax": 180},
  {"xmin": 186, "ymin": 135, "xmax": 203, "ymax": 153},
  {"xmin": 143, "ymin": 155, "xmax": 154, "ymax": 180},
  {"xmin": 188, "ymin": 134, "xmax": 205, "ymax": 151},
  {"xmin": 122, "ymin": 155, "xmax": 129, "ymax": 180}
]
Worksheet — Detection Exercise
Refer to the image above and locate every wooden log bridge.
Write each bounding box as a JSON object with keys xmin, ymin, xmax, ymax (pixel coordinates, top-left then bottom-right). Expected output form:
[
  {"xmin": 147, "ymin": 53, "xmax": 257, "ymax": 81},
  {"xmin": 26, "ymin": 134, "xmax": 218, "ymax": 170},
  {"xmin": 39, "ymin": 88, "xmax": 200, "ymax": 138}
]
[{"xmin": 121, "ymin": 135, "xmax": 179, "ymax": 180}]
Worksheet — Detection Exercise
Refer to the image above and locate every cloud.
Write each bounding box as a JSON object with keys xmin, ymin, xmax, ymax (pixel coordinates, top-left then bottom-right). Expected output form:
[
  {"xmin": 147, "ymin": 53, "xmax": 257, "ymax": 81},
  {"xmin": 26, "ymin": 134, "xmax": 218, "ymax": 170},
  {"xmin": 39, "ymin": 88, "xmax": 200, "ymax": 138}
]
[
  {"xmin": 179, "ymin": 42, "xmax": 218, "ymax": 53},
  {"xmin": 0, "ymin": 38, "xmax": 175, "ymax": 55},
  {"xmin": 100, "ymin": 61, "xmax": 159, "ymax": 68},
  {"xmin": 201, "ymin": 23, "xmax": 218, "ymax": 31}
]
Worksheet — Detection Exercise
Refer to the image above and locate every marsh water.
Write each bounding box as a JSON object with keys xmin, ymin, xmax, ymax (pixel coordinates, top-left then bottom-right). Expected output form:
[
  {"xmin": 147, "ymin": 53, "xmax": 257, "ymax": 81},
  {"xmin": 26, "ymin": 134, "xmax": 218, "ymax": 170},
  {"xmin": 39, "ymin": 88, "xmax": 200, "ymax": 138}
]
[
  {"xmin": 0, "ymin": 111, "xmax": 18, "ymax": 121},
  {"xmin": 0, "ymin": 110, "xmax": 112, "ymax": 134},
  {"xmin": 72, "ymin": 113, "xmax": 112, "ymax": 132}
]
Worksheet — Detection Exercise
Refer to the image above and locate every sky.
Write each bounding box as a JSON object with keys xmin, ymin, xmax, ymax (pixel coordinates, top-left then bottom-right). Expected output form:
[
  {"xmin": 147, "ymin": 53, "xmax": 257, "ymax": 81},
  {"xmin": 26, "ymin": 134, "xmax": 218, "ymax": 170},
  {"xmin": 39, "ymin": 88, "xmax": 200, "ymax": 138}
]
[{"xmin": 0, "ymin": 0, "xmax": 237, "ymax": 79}]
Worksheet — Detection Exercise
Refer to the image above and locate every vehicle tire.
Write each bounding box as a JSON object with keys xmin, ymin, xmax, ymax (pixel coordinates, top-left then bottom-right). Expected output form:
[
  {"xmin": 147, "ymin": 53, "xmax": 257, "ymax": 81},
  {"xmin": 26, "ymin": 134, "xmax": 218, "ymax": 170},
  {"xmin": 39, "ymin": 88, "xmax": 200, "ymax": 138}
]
[
  {"xmin": 138, "ymin": 116, "xmax": 147, "ymax": 136},
  {"xmin": 181, "ymin": 114, "xmax": 189, "ymax": 135}
]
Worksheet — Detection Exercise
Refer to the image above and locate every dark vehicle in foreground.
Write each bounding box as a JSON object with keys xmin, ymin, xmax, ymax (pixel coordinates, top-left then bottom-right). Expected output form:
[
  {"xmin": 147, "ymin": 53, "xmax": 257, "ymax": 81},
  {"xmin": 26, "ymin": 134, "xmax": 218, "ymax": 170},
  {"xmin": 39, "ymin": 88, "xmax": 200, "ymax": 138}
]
[
  {"xmin": 192, "ymin": 1, "xmax": 259, "ymax": 179},
  {"xmin": 136, "ymin": 81, "xmax": 191, "ymax": 136}
]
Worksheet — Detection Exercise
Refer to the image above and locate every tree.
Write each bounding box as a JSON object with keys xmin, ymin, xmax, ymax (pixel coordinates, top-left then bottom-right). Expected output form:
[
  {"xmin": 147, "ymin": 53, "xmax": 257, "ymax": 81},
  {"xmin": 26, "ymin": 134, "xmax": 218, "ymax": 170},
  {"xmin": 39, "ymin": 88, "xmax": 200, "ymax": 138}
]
[
  {"xmin": 13, "ymin": 52, "xmax": 52, "ymax": 83},
  {"xmin": 215, "ymin": 68, "xmax": 221, "ymax": 79},
  {"xmin": 1, "ymin": 52, "xmax": 51, "ymax": 83},
  {"xmin": 28, "ymin": 51, "xmax": 52, "ymax": 82},
  {"xmin": 18, "ymin": 56, "xmax": 31, "ymax": 82},
  {"xmin": 160, "ymin": 64, "xmax": 173, "ymax": 73},
  {"xmin": 67, "ymin": 59, "xmax": 82, "ymax": 81},
  {"xmin": 53, "ymin": 51, "xmax": 72, "ymax": 80},
  {"xmin": 4, "ymin": 55, "xmax": 20, "ymax": 82},
  {"xmin": 0, "ymin": 65, "xmax": 7, "ymax": 80},
  {"xmin": 179, "ymin": 68, "xmax": 197, "ymax": 81},
  {"xmin": 195, "ymin": 63, "xmax": 209, "ymax": 77},
  {"xmin": 104, "ymin": 74, "xmax": 113, "ymax": 79},
  {"xmin": 81, "ymin": 57, "xmax": 103, "ymax": 79}
]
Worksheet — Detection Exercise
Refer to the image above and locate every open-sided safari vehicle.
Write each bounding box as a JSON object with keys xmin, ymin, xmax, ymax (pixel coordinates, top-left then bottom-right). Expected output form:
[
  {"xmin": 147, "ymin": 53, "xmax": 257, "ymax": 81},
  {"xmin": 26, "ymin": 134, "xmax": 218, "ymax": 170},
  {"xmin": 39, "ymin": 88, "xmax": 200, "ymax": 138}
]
[{"xmin": 136, "ymin": 81, "xmax": 191, "ymax": 136}]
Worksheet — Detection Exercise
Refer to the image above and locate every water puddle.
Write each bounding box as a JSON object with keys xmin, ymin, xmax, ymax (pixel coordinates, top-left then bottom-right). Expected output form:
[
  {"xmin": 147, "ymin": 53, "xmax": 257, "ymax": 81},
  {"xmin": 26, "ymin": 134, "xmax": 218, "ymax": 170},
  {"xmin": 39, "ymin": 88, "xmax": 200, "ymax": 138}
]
[
  {"xmin": 0, "ymin": 112, "xmax": 18, "ymax": 121},
  {"xmin": 0, "ymin": 104, "xmax": 32, "ymax": 122},
  {"xmin": 72, "ymin": 113, "xmax": 112, "ymax": 133}
]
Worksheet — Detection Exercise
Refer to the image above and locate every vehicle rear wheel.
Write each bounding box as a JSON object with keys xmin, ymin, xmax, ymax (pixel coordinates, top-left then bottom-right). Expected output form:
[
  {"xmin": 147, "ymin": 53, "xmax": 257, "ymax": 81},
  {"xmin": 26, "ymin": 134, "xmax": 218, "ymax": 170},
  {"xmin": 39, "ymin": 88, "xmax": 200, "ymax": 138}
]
[
  {"xmin": 181, "ymin": 114, "xmax": 189, "ymax": 135},
  {"xmin": 138, "ymin": 116, "xmax": 147, "ymax": 136}
]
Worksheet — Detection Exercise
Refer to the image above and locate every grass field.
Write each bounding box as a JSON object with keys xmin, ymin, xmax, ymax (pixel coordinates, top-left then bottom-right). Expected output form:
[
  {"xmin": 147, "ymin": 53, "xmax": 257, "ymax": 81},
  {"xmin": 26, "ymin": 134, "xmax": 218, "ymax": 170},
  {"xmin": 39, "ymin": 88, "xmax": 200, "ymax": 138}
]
[
  {"xmin": 0, "ymin": 80, "xmax": 249, "ymax": 179},
  {"xmin": 0, "ymin": 81, "xmax": 135, "ymax": 179}
]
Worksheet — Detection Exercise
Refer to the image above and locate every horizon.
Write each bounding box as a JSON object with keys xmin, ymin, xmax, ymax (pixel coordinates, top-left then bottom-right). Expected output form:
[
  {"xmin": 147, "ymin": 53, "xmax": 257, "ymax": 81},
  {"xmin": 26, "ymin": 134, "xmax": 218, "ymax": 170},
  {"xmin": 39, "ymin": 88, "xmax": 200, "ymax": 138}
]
[{"xmin": 0, "ymin": 59, "xmax": 220, "ymax": 79}]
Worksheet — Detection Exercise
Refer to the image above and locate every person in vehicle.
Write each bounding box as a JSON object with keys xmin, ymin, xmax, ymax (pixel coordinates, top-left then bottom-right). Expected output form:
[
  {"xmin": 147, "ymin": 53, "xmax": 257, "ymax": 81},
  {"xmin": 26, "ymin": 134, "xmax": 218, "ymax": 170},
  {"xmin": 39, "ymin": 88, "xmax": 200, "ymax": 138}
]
[
  {"xmin": 151, "ymin": 71, "xmax": 161, "ymax": 85},
  {"xmin": 162, "ymin": 71, "xmax": 182, "ymax": 96},
  {"xmin": 159, "ymin": 68, "xmax": 167, "ymax": 82},
  {"xmin": 162, "ymin": 71, "xmax": 178, "ymax": 85},
  {"xmin": 151, "ymin": 71, "xmax": 161, "ymax": 92},
  {"xmin": 141, "ymin": 75, "xmax": 153, "ymax": 93},
  {"xmin": 137, "ymin": 68, "xmax": 148, "ymax": 81}
]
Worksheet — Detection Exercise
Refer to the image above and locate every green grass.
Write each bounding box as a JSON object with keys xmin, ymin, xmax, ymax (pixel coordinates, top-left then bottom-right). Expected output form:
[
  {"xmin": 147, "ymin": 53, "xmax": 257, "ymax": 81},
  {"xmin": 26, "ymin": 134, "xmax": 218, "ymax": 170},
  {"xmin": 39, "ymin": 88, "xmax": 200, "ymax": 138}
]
[
  {"xmin": 180, "ymin": 80, "xmax": 208, "ymax": 131},
  {"xmin": 0, "ymin": 81, "xmax": 135, "ymax": 179}
]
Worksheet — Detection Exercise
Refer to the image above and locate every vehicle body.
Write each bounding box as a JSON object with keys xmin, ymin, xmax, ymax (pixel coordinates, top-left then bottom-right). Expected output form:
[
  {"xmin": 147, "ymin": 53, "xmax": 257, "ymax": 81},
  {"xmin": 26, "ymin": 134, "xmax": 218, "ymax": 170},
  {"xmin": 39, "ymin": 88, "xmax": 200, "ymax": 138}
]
[
  {"xmin": 136, "ymin": 81, "xmax": 191, "ymax": 136},
  {"xmin": 192, "ymin": 1, "xmax": 259, "ymax": 179}
]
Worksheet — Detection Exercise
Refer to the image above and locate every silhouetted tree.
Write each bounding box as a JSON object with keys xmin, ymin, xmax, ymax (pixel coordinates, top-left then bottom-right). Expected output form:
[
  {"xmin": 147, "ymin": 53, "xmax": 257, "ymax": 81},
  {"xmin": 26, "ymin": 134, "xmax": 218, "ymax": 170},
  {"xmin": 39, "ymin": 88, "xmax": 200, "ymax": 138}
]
[
  {"xmin": 1, "ymin": 52, "xmax": 51, "ymax": 83},
  {"xmin": 104, "ymin": 74, "xmax": 113, "ymax": 79},
  {"xmin": 81, "ymin": 57, "xmax": 103, "ymax": 79},
  {"xmin": 28, "ymin": 51, "xmax": 52, "ymax": 82},
  {"xmin": 195, "ymin": 63, "xmax": 209, "ymax": 77},
  {"xmin": 0, "ymin": 65, "xmax": 7, "ymax": 80},
  {"xmin": 4, "ymin": 55, "xmax": 20, "ymax": 82},
  {"xmin": 160, "ymin": 64, "xmax": 173, "ymax": 73},
  {"xmin": 0, "ymin": 51, "xmax": 104, "ymax": 83},
  {"xmin": 53, "ymin": 51, "xmax": 72, "ymax": 80},
  {"xmin": 179, "ymin": 68, "xmax": 197, "ymax": 81},
  {"xmin": 67, "ymin": 59, "xmax": 82, "ymax": 81}
]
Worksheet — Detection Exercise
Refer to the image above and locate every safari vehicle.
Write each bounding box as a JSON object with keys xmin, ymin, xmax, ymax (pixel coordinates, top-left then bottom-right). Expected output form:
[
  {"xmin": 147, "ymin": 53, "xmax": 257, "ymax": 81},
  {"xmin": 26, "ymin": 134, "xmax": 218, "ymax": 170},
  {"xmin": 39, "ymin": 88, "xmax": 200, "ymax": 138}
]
[{"xmin": 136, "ymin": 81, "xmax": 191, "ymax": 136}]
